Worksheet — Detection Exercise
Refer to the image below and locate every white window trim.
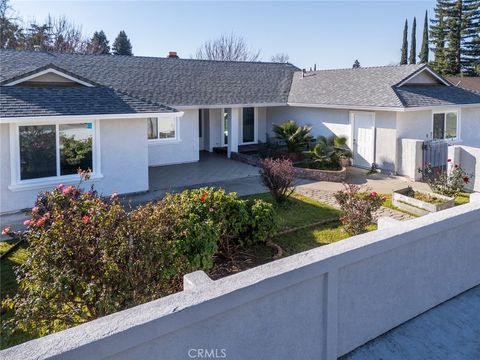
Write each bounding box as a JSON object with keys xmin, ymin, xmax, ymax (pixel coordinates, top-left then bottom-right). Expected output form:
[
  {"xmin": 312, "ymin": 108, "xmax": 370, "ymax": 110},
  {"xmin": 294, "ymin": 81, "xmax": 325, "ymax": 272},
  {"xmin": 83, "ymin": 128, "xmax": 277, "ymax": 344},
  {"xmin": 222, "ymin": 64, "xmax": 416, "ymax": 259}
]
[
  {"xmin": 431, "ymin": 109, "xmax": 462, "ymax": 143},
  {"xmin": 8, "ymin": 119, "xmax": 102, "ymax": 192},
  {"xmin": 147, "ymin": 117, "xmax": 181, "ymax": 145},
  {"xmin": 239, "ymin": 107, "xmax": 258, "ymax": 145}
]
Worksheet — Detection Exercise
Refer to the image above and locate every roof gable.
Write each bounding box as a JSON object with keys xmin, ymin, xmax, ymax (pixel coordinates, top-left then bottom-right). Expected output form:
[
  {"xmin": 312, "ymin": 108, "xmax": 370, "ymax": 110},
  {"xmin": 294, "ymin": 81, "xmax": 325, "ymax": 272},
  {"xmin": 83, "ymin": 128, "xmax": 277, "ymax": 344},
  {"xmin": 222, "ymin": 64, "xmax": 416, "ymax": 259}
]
[
  {"xmin": 396, "ymin": 66, "xmax": 451, "ymax": 87},
  {"xmin": 2, "ymin": 64, "xmax": 97, "ymax": 87}
]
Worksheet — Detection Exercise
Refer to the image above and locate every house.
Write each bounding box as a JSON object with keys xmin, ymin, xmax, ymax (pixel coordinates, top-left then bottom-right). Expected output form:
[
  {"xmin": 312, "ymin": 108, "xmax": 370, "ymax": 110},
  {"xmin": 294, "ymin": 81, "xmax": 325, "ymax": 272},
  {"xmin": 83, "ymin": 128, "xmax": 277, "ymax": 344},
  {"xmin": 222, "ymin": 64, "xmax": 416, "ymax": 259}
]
[
  {"xmin": 447, "ymin": 76, "xmax": 480, "ymax": 92},
  {"xmin": 1, "ymin": 50, "xmax": 479, "ymax": 213}
]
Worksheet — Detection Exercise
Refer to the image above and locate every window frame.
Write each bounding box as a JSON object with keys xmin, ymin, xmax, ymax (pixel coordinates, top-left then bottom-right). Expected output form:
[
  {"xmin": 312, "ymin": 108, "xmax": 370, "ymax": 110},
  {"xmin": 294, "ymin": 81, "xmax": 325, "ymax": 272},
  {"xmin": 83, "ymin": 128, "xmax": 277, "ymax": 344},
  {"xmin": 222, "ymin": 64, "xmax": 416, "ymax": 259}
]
[
  {"xmin": 9, "ymin": 119, "xmax": 102, "ymax": 191},
  {"xmin": 431, "ymin": 109, "xmax": 461, "ymax": 142},
  {"xmin": 147, "ymin": 116, "xmax": 180, "ymax": 144}
]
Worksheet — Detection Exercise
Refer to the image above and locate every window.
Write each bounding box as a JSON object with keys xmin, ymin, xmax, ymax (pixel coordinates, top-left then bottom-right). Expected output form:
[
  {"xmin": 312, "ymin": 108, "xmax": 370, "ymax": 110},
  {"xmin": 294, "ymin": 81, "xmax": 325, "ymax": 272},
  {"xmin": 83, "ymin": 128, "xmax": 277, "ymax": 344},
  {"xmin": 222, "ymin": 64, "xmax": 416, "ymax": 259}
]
[
  {"xmin": 433, "ymin": 111, "xmax": 458, "ymax": 140},
  {"xmin": 242, "ymin": 107, "xmax": 255, "ymax": 143},
  {"xmin": 18, "ymin": 123, "xmax": 93, "ymax": 181},
  {"xmin": 147, "ymin": 117, "xmax": 178, "ymax": 141}
]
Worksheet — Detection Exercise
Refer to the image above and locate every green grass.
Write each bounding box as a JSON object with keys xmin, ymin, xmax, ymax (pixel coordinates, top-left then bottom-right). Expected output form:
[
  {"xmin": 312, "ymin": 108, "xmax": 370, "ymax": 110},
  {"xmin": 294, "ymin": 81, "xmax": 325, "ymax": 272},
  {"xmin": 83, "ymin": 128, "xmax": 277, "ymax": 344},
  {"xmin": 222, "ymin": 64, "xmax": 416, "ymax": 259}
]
[
  {"xmin": 242, "ymin": 192, "xmax": 341, "ymax": 231},
  {"xmin": 1, "ymin": 239, "xmax": 31, "ymax": 350}
]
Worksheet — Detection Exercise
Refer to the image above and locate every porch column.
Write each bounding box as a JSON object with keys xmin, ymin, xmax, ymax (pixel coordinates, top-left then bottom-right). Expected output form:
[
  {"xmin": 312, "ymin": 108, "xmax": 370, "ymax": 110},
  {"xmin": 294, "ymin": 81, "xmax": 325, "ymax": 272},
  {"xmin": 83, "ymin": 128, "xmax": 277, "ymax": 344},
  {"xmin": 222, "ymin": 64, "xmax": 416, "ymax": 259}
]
[{"xmin": 227, "ymin": 107, "xmax": 240, "ymax": 158}]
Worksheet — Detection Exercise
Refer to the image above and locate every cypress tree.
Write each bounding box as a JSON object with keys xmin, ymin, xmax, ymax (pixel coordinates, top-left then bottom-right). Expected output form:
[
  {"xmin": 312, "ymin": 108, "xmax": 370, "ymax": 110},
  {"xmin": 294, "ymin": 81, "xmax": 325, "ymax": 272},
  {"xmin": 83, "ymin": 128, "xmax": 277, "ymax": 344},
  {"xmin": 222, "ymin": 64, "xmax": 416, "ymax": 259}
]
[
  {"xmin": 409, "ymin": 17, "xmax": 417, "ymax": 64},
  {"xmin": 400, "ymin": 19, "xmax": 408, "ymax": 65},
  {"xmin": 430, "ymin": 2, "xmax": 448, "ymax": 74},
  {"xmin": 419, "ymin": 11, "xmax": 429, "ymax": 63},
  {"xmin": 112, "ymin": 30, "xmax": 132, "ymax": 56}
]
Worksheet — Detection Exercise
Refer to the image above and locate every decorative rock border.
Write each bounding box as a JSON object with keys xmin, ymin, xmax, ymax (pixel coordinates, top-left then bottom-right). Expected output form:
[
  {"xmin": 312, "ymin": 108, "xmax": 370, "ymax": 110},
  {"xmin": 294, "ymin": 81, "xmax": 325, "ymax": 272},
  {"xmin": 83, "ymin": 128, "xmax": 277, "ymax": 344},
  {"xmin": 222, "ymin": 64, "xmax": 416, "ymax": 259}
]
[{"xmin": 293, "ymin": 166, "xmax": 347, "ymax": 182}]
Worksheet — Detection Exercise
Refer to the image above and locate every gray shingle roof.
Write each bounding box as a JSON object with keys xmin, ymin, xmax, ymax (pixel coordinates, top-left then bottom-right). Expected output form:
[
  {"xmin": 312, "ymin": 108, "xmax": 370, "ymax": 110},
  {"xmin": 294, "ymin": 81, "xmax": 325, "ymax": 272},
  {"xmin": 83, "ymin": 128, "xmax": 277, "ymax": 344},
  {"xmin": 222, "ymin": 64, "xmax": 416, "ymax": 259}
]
[
  {"xmin": 395, "ymin": 85, "xmax": 480, "ymax": 107},
  {"xmin": 0, "ymin": 86, "xmax": 176, "ymax": 118},
  {"xmin": 0, "ymin": 50, "xmax": 298, "ymax": 107},
  {"xmin": 288, "ymin": 64, "xmax": 480, "ymax": 108}
]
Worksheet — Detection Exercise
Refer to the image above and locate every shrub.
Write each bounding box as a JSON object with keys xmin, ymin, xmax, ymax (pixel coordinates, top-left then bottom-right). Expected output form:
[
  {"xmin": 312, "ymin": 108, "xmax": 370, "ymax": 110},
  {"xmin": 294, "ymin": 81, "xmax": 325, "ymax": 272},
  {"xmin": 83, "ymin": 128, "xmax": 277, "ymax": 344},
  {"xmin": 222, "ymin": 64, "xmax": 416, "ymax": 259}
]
[
  {"xmin": 418, "ymin": 161, "xmax": 471, "ymax": 197},
  {"xmin": 272, "ymin": 120, "xmax": 314, "ymax": 153},
  {"xmin": 2, "ymin": 186, "xmax": 278, "ymax": 340},
  {"xmin": 305, "ymin": 135, "xmax": 352, "ymax": 169},
  {"xmin": 333, "ymin": 184, "xmax": 384, "ymax": 235},
  {"xmin": 259, "ymin": 158, "xmax": 296, "ymax": 203}
]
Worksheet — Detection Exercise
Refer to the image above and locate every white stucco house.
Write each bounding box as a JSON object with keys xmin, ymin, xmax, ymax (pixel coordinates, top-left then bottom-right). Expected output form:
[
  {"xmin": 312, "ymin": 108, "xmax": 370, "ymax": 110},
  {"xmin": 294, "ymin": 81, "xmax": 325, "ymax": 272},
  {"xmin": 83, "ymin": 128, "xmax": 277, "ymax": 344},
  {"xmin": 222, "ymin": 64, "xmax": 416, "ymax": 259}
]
[{"xmin": 1, "ymin": 50, "xmax": 479, "ymax": 213}]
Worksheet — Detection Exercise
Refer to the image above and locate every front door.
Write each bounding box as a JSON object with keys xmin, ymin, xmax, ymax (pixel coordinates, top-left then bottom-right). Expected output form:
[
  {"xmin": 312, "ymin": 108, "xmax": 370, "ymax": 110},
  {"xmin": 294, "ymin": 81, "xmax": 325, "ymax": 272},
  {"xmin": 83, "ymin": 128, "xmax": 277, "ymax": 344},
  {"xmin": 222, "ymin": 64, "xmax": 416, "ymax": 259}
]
[{"xmin": 352, "ymin": 112, "xmax": 375, "ymax": 168}]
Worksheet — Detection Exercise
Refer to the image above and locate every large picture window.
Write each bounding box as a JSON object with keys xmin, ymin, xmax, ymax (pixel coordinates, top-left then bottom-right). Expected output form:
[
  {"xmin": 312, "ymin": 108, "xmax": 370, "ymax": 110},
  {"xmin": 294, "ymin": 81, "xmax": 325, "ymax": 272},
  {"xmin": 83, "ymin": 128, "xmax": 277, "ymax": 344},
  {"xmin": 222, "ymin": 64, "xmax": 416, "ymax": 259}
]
[
  {"xmin": 433, "ymin": 111, "xmax": 458, "ymax": 140},
  {"xmin": 18, "ymin": 123, "xmax": 93, "ymax": 181},
  {"xmin": 147, "ymin": 117, "xmax": 178, "ymax": 141}
]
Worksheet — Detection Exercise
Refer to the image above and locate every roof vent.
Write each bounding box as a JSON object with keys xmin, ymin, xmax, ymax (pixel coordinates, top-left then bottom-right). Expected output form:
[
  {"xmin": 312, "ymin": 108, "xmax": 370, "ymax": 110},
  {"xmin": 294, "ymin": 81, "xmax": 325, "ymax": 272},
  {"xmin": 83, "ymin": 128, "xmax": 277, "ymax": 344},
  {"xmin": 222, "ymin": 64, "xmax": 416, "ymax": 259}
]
[
  {"xmin": 168, "ymin": 51, "xmax": 179, "ymax": 58},
  {"xmin": 33, "ymin": 45, "xmax": 41, "ymax": 52}
]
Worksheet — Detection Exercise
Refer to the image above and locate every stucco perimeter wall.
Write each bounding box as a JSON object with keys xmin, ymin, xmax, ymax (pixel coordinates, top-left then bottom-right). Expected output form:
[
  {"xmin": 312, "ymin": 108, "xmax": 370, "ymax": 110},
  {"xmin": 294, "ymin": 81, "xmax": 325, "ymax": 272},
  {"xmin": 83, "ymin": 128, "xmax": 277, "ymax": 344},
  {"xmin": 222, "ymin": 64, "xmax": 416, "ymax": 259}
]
[
  {"xmin": 148, "ymin": 109, "xmax": 199, "ymax": 166},
  {"xmin": 0, "ymin": 119, "xmax": 149, "ymax": 214},
  {"xmin": 449, "ymin": 145, "xmax": 480, "ymax": 191},
  {"xmin": 4, "ymin": 200, "xmax": 480, "ymax": 360}
]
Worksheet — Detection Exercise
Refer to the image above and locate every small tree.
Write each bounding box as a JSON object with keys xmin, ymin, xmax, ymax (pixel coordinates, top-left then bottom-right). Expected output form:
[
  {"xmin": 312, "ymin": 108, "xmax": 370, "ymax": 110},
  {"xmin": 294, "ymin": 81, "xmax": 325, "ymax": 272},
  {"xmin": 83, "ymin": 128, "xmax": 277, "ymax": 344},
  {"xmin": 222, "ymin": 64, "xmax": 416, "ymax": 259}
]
[
  {"xmin": 112, "ymin": 30, "xmax": 132, "ymax": 55},
  {"xmin": 334, "ymin": 184, "xmax": 384, "ymax": 235},
  {"xmin": 352, "ymin": 59, "xmax": 361, "ymax": 68},
  {"xmin": 87, "ymin": 30, "xmax": 110, "ymax": 54},
  {"xmin": 271, "ymin": 53, "xmax": 289, "ymax": 63},
  {"xmin": 272, "ymin": 120, "xmax": 313, "ymax": 153},
  {"xmin": 195, "ymin": 33, "xmax": 260, "ymax": 61},
  {"xmin": 259, "ymin": 158, "xmax": 296, "ymax": 203}
]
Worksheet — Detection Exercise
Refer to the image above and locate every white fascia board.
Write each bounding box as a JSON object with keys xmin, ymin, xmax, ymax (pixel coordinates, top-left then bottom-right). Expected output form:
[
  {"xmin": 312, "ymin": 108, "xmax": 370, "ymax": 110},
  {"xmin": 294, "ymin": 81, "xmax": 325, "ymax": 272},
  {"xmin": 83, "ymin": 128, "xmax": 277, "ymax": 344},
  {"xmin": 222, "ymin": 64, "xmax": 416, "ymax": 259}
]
[
  {"xmin": 175, "ymin": 103, "xmax": 287, "ymax": 110},
  {"xmin": 0, "ymin": 111, "xmax": 184, "ymax": 124},
  {"xmin": 4, "ymin": 68, "xmax": 95, "ymax": 87},
  {"xmin": 402, "ymin": 103, "xmax": 480, "ymax": 112},
  {"xmin": 287, "ymin": 102, "xmax": 404, "ymax": 112}
]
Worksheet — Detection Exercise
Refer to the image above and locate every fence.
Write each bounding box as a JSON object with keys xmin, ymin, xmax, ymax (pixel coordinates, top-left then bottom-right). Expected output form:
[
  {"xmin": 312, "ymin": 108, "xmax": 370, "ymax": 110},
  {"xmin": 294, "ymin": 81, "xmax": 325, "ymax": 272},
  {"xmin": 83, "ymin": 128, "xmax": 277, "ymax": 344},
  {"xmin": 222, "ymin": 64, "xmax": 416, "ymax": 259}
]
[
  {"xmin": 2, "ymin": 197, "xmax": 480, "ymax": 360},
  {"xmin": 421, "ymin": 139, "xmax": 448, "ymax": 178}
]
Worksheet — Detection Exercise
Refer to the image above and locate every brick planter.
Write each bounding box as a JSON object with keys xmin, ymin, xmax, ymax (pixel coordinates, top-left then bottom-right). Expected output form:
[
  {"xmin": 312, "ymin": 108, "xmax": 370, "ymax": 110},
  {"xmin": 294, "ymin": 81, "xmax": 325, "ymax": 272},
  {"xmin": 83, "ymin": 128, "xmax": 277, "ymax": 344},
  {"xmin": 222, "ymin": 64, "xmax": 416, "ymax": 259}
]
[
  {"xmin": 293, "ymin": 166, "xmax": 347, "ymax": 182},
  {"xmin": 392, "ymin": 188, "xmax": 454, "ymax": 216},
  {"xmin": 231, "ymin": 152, "xmax": 261, "ymax": 166}
]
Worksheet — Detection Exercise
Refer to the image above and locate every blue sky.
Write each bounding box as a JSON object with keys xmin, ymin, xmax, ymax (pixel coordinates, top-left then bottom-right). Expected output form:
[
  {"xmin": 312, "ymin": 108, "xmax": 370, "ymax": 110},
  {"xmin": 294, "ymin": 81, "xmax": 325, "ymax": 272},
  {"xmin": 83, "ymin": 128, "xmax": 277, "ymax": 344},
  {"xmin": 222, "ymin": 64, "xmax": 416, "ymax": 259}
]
[{"xmin": 12, "ymin": 0, "xmax": 436, "ymax": 69}]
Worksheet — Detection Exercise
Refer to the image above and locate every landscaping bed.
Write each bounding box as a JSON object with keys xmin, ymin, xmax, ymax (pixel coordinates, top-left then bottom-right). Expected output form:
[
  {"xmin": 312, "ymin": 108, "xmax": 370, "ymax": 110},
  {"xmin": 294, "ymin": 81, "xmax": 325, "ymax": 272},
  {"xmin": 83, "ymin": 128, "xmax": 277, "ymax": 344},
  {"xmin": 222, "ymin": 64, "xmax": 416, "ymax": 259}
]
[
  {"xmin": 293, "ymin": 164, "xmax": 347, "ymax": 182},
  {"xmin": 392, "ymin": 187, "xmax": 454, "ymax": 216}
]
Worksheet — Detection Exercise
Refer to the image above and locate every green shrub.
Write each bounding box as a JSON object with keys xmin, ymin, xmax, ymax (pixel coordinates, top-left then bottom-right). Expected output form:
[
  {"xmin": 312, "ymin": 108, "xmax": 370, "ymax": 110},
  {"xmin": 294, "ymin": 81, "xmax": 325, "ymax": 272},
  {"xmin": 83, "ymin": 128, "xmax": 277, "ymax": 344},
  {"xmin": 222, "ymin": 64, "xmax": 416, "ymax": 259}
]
[
  {"xmin": 259, "ymin": 158, "xmax": 296, "ymax": 203},
  {"xmin": 2, "ymin": 186, "xmax": 278, "ymax": 341},
  {"xmin": 305, "ymin": 135, "xmax": 352, "ymax": 169},
  {"xmin": 272, "ymin": 120, "xmax": 314, "ymax": 153}
]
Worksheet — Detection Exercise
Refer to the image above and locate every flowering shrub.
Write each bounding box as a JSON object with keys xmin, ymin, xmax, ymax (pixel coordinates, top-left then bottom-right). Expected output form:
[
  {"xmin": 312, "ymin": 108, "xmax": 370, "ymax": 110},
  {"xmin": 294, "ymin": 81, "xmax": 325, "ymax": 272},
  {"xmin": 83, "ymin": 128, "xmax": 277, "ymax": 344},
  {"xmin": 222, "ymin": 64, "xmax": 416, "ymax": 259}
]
[
  {"xmin": 259, "ymin": 157, "xmax": 296, "ymax": 203},
  {"xmin": 333, "ymin": 184, "xmax": 384, "ymax": 235},
  {"xmin": 2, "ymin": 186, "xmax": 278, "ymax": 339},
  {"xmin": 418, "ymin": 161, "xmax": 470, "ymax": 197}
]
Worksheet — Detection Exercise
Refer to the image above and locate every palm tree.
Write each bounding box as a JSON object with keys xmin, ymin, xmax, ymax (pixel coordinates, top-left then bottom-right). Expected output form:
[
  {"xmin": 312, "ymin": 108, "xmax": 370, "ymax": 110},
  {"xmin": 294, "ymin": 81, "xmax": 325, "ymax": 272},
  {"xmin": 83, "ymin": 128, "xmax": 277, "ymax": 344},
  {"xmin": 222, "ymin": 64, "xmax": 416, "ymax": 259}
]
[
  {"xmin": 272, "ymin": 120, "xmax": 314, "ymax": 153},
  {"xmin": 306, "ymin": 135, "xmax": 352, "ymax": 168}
]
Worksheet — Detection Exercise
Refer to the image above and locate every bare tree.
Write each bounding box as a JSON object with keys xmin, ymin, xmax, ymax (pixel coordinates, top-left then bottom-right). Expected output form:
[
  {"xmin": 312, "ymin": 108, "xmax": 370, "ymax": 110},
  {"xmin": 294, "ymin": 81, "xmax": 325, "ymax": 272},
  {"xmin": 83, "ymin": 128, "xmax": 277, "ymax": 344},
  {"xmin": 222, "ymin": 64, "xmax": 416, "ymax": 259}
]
[
  {"xmin": 195, "ymin": 33, "xmax": 260, "ymax": 61},
  {"xmin": 270, "ymin": 53, "xmax": 289, "ymax": 63},
  {"xmin": 0, "ymin": 0, "xmax": 23, "ymax": 49}
]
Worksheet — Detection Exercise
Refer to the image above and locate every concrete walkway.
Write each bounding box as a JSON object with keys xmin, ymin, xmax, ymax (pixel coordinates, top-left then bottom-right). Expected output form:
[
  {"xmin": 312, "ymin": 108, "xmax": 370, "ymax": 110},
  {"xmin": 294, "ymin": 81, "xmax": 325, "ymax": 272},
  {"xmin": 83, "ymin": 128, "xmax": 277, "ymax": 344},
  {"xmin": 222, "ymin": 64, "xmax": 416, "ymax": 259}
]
[{"xmin": 342, "ymin": 285, "xmax": 480, "ymax": 360}]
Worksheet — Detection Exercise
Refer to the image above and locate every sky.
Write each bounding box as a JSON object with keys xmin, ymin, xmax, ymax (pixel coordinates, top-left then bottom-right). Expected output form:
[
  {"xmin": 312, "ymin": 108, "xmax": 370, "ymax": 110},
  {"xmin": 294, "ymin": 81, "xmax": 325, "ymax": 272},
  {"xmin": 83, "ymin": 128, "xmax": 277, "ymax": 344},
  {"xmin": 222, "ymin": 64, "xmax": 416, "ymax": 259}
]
[{"xmin": 11, "ymin": 0, "xmax": 437, "ymax": 69}]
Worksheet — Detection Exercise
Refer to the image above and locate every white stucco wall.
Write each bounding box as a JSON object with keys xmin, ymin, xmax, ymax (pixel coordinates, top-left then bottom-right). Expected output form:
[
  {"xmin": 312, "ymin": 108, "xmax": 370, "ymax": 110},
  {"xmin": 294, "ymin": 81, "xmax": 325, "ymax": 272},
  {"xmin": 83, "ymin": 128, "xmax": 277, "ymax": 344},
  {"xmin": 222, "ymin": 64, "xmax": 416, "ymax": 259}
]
[
  {"xmin": 4, "ymin": 200, "xmax": 479, "ymax": 359},
  {"xmin": 374, "ymin": 111, "xmax": 397, "ymax": 173},
  {"xmin": 0, "ymin": 118, "xmax": 149, "ymax": 214},
  {"xmin": 396, "ymin": 110, "xmax": 432, "ymax": 141},
  {"xmin": 460, "ymin": 108, "xmax": 480, "ymax": 148},
  {"xmin": 266, "ymin": 106, "xmax": 351, "ymax": 140},
  {"xmin": 148, "ymin": 110, "xmax": 199, "ymax": 166}
]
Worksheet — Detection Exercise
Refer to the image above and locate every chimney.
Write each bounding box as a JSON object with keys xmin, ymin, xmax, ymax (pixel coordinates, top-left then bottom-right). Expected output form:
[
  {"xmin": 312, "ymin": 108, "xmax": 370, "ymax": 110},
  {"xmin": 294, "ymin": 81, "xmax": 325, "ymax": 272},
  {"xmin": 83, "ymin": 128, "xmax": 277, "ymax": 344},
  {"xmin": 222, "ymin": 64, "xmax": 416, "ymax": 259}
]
[
  {"xmin": 168, "ymin": 51, "xmax": 179, "ymax": 58},
  {"xmin": 302, "ymin": 69, "xmax": 306, "ymax": 78}
]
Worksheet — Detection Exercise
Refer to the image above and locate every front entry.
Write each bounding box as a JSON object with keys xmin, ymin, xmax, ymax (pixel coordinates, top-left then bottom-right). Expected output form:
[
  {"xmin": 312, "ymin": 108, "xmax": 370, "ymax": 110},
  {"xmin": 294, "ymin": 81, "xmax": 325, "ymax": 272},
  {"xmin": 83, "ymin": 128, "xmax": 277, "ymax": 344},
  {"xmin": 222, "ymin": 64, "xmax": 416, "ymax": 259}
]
[{"xmin": 352, "ymin": 112, "xmax": 375, "ymax": 168}]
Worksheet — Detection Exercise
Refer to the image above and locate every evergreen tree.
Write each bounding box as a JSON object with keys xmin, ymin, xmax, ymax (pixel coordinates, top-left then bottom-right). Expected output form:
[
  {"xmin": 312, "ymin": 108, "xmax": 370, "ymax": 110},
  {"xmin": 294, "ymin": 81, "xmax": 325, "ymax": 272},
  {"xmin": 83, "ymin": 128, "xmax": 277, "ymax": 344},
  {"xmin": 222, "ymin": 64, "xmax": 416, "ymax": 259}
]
[
  {"xmin": 461, "ymin": 0, "xmax": 480, "ymax": 75},
  {"xmin": 409, "ymin": 17, "xmax": 417, "ymax": 64},
  {"xmin": 112, "ymin": 30, "xmax": 132, "ymax": 55},
  {"xmin": 87, "ymin": 30, "xmax": 110, "ymax": 54},
  {"xmin": 430, "ymin": 2, "xmax": 448, "ymax": 73},
  {"xmin": 352, "ymin": 59, "xmax": 361, "ymax": 68},
  {"xmin": 400, "ymin": 19, "xmax": 408, "ymax": 65},
  {"xmin": 419, "ymin": 11, "xmax": 429, "ymax": 63}
]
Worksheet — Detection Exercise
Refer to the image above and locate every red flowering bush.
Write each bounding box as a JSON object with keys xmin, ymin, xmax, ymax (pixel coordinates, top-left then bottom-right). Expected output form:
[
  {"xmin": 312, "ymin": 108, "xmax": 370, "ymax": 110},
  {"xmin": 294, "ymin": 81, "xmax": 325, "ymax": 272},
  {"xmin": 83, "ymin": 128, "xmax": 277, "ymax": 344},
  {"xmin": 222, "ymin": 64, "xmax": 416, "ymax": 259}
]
[
  {"xmin": 2, "ymin": 186, "xmax": 278, "ymax": 340},
  {"xmin": 333, "ymin": 184, "xmax": 384, "ymax": 235},
  {"xmin": 259, "ymin": 157, "xmax": 296, "ymax": 203},
  {"xmin": 418, "ymin": 162, "xmax": 471, "ymax": 197}
]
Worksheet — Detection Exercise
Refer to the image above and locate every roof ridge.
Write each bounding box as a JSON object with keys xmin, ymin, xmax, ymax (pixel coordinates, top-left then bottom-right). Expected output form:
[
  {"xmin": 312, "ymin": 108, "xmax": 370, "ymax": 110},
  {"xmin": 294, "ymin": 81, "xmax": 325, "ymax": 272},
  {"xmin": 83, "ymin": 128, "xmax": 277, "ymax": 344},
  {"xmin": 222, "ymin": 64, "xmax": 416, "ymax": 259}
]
[
  {"xmin": 0, "ymin": 49, "xmax": 298, "ymax": 67},
  {"xmin": 298, "ymin": 63, "xmax": 425, "ymax": 74}
]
